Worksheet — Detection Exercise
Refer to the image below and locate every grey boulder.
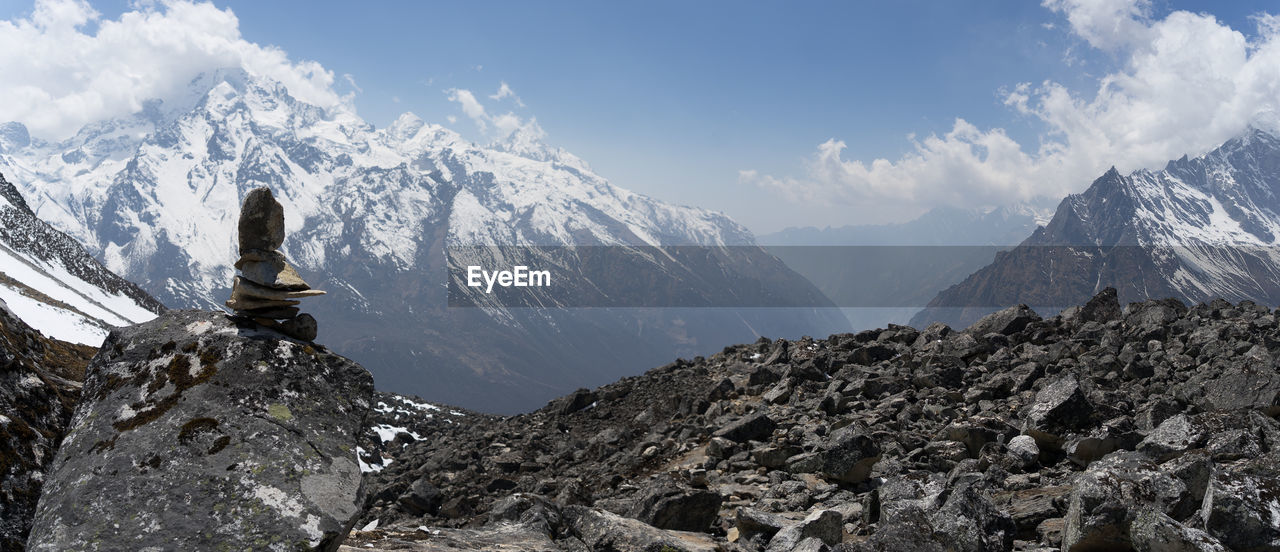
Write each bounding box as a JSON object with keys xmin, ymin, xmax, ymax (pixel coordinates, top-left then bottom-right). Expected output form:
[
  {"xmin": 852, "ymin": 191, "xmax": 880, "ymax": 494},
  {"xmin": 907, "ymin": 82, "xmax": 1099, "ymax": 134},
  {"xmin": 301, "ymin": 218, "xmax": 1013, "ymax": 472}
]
[{"xmin": 27, "ymin": 310, "xmax": 374, "ymax": 551}]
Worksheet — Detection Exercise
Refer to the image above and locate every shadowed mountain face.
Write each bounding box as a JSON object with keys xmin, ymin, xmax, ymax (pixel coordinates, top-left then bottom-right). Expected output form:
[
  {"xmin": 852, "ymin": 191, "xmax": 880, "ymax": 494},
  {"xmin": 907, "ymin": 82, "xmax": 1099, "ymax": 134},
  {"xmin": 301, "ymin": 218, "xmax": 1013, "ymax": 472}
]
[
  {"xmin": 0, "ymin": 70, "xmax": 846, "ymax": 414},
  {"xmin": 913, "ymin": 125, "xmax": 1280, "ymax": 330}
]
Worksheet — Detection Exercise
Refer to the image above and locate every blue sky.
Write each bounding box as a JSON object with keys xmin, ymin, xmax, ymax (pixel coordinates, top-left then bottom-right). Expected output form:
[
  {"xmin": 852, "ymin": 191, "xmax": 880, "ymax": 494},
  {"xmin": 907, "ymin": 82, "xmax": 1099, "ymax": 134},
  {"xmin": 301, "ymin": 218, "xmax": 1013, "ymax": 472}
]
[{"xmin": 3, "ymin": 1, "xmax": 1280, "ymax": 233}]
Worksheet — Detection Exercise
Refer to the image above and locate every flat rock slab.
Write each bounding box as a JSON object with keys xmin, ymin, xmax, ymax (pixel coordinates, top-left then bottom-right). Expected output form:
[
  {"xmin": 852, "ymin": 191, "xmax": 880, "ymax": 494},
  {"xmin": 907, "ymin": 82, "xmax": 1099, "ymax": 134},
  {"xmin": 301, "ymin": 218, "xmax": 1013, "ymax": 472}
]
[
  {"xmin": 234, "ymin": 276, "xmax": 327, "ymax": 300},
  {"xmin": 27, "ymin": 310, "xmax": 374, "ymax": 552},
  {"xmin": 340, "ymin": 523, "xmax": 560, "ymax": 552}
]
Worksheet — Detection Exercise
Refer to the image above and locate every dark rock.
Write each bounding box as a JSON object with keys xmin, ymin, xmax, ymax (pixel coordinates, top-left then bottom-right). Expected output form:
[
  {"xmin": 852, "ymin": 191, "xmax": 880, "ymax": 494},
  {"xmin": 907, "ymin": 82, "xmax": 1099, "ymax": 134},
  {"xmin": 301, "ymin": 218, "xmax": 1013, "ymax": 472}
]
[
  {"xmin": 930, "ymin": 479, "xmax": 1017, "ymax": 552},
  {"xmin": 563, "ymin": 505, "xmax": 719, "ymax": 552},
  {"xmin": 842, "ymin": 507, "xmax": 948, "ymax": 552},
  {"xmin": 1007, "ymin": 435, "xmax": 1040, "ymax": 468},
  {"xmin": 1200, "ymin": 452, "xmax": 1280, "ymax": 552},
  {"xmin": 26, "ymin": 310, "xmax": 373, "ymax": 552},
  {"xmin": 0, "ymin": 303, "xmax": 92, "ymax": 551},
  {"xmin": 626, "ymin": 477, "xmax": 723, "ymax": 532},
  {"xmin": 820, "ymin": 426, "xmax": 881, "ymax": 483},
  {"xmin": 1129, "ymin": 509, "xmax": 1228, "ymax": 552},
  {"xmin": 967, "ymin": 304, "xmax": 1040, "ymax": 336},
  {"xmin": 754, "ymin": 445, "xmax": 799, "ymax": 469},
  {"xmin": 488, "ymin": 493, "xmax": 562, "ymax": 537},
  {"xmin": 237, "ymin": 187, "xmax": 286, "ymax": 253},
  {"xmin": 714, "ymin": 412, "xmax": 777, "ymax": 443},
  {"xmin": 398, "ymin": 477, "xmax": 443, "ymax": 516},
  {"xmin": 1076, "ymin": 287, "xmax": 1122, "ymax": 325},
  {"xmin": 1061, "ymin": 452, "xmax": 1189, "ymax": 552},
  {"xmin": 990, "ymin": 486, "xmax": 1071, "ymax": 540},
  {"xmin": 281, "ymin": 312, "xmax": 319, "ymax": 341},
  {"xmin": 555, "ymin": 388, "xmax": 597, "ymax": 415},
  {"xmin": 1024, "ymin": 374, "xmax": 1093, "ymax": 450},
  {"xmin": 735, "ymin": 507, "xmax": 788, "ymax": 541},
  {"xmin": 766, "ymin": 509, "xmax": 842, "ymax": 551},
  {"xmin": 1202, "ymin": 363, "xmax": 1280, "ymax": 415}
]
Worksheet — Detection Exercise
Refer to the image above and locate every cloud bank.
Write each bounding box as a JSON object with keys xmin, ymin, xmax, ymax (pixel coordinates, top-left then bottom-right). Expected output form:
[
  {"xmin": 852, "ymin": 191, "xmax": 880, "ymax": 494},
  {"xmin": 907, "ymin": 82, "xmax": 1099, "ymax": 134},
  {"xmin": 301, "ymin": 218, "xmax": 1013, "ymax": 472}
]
[
  {"xmin": 745, "ymin": 1, "xmax": 1280, "ymax": 212},
  {"xmin": 0, "ymin": 0, "xmax": 346, "ymax": 140}
]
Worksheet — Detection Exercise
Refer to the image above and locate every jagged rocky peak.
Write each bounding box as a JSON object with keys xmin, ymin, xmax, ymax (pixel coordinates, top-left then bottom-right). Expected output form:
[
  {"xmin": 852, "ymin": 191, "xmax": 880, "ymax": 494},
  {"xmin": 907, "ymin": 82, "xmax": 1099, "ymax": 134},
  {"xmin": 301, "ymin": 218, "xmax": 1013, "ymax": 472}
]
[
  {"xmin": 27, "ymin": 309, "xmax": 374, "ymax": 551},
  {"xmin": 226, "ymin": 187, "xmax": 325, "ymax": 341}
]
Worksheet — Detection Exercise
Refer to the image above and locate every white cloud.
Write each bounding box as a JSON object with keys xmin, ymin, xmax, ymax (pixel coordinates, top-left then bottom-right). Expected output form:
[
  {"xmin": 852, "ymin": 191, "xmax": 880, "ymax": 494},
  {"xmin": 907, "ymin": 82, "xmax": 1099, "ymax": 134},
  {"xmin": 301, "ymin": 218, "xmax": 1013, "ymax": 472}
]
[
  {"xmin": 1041, "ymin": 0, "xmax": 1152, "ymax": 50},
  {"xmin": 747, "ymin": 3, "xmax": 1280, "ymax": 214},
  {"xmin": 343, "ymin": 73, "xmax": 362, "ymax": 94},
  {"xmin": 446, "ymin": 85, "xmax": 541, "ymax": 142},
  {"xmin": 489, "ymin": 81, "xmax": 524, "ymax": 107},
  {"xmin": 0, "ymin": 0, "xmax": 347, "ymax": 140},
  {"xmin": 446, "ymin": 88, "xmax": 488, "ymax": 132}
]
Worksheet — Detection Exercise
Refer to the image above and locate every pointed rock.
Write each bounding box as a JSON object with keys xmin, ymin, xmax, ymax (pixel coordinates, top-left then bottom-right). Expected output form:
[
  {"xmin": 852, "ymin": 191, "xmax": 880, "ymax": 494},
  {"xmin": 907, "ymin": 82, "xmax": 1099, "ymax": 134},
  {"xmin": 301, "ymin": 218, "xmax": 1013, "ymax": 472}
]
[{"xmin": 237, "ymin": 187, "xmax": 285, "ymax": 254}]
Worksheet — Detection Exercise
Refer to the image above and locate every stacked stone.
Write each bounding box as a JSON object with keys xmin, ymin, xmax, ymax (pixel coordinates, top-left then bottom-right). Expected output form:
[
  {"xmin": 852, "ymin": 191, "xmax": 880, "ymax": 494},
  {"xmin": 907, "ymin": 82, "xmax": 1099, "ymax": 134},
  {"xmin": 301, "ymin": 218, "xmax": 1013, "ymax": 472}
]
[{"xmin": 225, "ymin": 187, "xmax": 324, "ymax": 340}]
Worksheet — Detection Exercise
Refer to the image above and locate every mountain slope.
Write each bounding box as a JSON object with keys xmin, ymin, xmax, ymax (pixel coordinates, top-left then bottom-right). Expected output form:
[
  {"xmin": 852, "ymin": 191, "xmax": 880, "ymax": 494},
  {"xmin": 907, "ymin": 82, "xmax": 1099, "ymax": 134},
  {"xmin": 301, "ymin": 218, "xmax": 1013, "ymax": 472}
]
[
  {"xmin": 0, "ymin": 172, "xmax": 163, "ymax": 344},
  {"xmin": 912, "ymin": 123, "xmax": 1280, "ymax": 329},
  {"xmin": 0, "ymin": 70, "xmax": 845, "ymax": 413}
]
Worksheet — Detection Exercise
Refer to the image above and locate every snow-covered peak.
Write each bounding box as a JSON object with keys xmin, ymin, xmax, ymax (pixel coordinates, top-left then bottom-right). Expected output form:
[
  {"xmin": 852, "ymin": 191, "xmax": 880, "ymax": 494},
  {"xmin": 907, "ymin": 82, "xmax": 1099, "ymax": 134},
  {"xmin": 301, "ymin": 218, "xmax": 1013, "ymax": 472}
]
[
  {"xmin": 490, "ymin": 121, "xmax": 593, "ymax": 175},
  {"xmin": 1245, "ymin": 109, "xmax": 1280, "ymax": 139},
  {"xmin": 386, "ymin": 113, "xmax": 425, "ymax": 142},
  {"xmin": 2, "ymin": 69, "xmax": 757, "ymax": 307},
  {"xmin": 0, "ymin": 122, "xmax": 30, "ymax": 153}
]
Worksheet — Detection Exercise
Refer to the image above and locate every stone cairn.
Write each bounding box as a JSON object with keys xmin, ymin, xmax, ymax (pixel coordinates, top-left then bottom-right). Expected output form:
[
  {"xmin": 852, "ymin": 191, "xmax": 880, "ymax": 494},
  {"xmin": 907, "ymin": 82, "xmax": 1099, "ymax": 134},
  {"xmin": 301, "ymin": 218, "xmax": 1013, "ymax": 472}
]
[{"xmin": 225, "ymin": 187, "xmax": 324, "ymax": 340}]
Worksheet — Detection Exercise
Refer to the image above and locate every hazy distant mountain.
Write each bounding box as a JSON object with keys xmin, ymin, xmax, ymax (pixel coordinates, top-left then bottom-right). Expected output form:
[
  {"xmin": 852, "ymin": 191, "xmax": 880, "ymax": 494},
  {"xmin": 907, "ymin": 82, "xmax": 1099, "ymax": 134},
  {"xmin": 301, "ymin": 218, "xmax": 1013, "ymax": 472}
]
[
  {"xmin": 759, "ymin": 204, "xmax": 1048, "ymax": 247},
  {"xmin": 0, "ymin": 69, "xmax": 844, "ymax": 413},
  {"xmin": 758, "ymin": 205, "xmax": 1048, "ymax": 330},
  {"xmin": 913, "ymin": 121, "xmax": 1280, "ymax": 329}
]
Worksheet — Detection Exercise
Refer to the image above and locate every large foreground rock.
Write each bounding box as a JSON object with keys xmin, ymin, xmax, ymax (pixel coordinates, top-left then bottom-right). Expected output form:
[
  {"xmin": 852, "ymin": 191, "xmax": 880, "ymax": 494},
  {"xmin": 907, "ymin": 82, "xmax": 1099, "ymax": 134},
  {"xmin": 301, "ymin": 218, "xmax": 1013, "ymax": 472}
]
[{"xmin": 27, "ymin": 310, "xmax": 374, "ymax": 551}]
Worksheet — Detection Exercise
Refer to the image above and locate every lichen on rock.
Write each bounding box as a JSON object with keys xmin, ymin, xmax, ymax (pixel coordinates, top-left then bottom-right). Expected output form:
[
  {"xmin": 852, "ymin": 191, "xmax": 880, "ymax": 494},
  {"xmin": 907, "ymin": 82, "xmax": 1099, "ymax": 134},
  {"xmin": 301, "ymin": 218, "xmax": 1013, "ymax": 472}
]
[{"xmin": 26, "ymin": 310, "xmax": 373, "ymax": 551}]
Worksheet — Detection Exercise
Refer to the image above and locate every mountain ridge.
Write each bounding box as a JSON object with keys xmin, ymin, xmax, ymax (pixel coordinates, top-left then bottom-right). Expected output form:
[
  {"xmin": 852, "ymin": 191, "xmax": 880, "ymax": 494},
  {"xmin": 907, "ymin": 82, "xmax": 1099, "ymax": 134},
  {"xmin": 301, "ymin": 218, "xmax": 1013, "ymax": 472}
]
[
  {"xmin": 912, "ymin": 124, "xmax": 1280, "ymax": 329},
  {"xmin": 0, "ymin": 69, "xmax": 846, "ymax": 413}
]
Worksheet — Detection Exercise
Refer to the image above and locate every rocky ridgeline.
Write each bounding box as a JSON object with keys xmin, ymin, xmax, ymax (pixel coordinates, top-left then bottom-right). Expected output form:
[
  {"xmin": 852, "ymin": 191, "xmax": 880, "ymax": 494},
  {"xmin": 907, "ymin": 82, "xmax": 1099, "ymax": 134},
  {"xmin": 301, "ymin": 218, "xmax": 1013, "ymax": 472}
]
[
  {"xmin": 0, "ymin": 301, "xmax": 95, "ymax": 550},
  {"xmin": 348, "ymin": 288, "xmax": 1280, "ymax": 551},
  {"xmin": 226, "ymin": 187, "xmax": 325, "ymax": 341}
]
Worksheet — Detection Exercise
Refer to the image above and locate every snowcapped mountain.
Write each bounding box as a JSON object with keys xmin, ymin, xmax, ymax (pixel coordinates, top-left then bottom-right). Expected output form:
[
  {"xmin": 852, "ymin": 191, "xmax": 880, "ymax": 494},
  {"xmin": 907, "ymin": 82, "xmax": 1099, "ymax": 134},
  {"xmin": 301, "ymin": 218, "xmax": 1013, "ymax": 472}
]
[
  {"xmin": 0, "ymin": 172, "xmax": 163, "ymax": 345},
  {"xmin": 0, "ymin": 69, "xmax": 843, "ymax": 413},
  {"xmin": 912, "ymin": 121, "xmax": 1280, "ymax": 329}
]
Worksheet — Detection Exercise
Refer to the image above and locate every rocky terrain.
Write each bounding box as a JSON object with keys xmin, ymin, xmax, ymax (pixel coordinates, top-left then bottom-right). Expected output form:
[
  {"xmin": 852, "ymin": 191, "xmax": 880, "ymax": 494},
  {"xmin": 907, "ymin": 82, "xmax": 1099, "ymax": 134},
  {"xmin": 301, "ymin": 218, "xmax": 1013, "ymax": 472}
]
[
  {"xmin": 0, "ymin": 300, "xmax": 96, "ymax": 551},
  {"xmin": 347, "ymin": 288, "xmax": 1280, "ymax": 551}
]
